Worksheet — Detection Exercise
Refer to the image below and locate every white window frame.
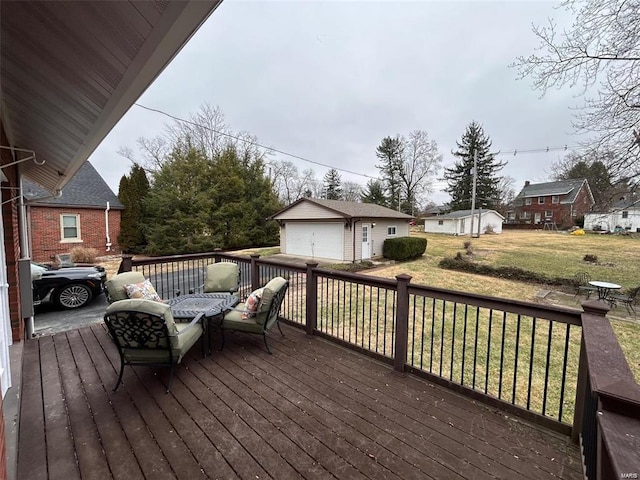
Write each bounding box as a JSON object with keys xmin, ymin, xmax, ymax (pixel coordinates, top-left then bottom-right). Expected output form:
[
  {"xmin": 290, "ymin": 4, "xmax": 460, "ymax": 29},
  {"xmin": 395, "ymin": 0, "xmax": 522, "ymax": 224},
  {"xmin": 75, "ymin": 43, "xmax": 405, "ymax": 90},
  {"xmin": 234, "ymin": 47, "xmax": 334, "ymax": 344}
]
[
  {"xmin": 438, "ymin": 220, "xmax": 444, "ymax": 225},
  {"xmin": 552, "ymin": 195, "xmax": 559, "ymax": 204},
  {"xmin": 622, "ymin": 211, "xmax": 629, "ymax": 219},
  {"xmin": 60, "ymin": 214, "xmax": 81, "ymax": 242},
  {"xmin": 520, "ymin": 211, "xmax": 531, "ymax": 220},
  {"xmin": 545, "ymin": 210, "xmax": 553, "ymax": 218},
  {"xmin": 525, "ymin": 198, "xmax": 532, "ymax": 206},
  {"xmin": 538, "ymin": 196, "xmax": 545, "ymax": 204},
  {"xmin": 387, "ymin": 226, "xmax": 397, "ymax": 236}
]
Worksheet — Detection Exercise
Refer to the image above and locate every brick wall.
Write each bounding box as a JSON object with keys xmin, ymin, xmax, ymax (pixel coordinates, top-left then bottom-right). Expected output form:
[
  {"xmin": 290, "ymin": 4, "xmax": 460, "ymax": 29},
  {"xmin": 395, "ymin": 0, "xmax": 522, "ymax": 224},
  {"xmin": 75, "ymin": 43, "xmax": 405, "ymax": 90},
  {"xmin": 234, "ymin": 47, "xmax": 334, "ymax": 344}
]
[
  {"xmin": 29, "ymin": 206, "xmax": 121, "ymax": 262},
  {"xmin": 1, "ymin": 124, "xmax": 24, "ymax": 342}
]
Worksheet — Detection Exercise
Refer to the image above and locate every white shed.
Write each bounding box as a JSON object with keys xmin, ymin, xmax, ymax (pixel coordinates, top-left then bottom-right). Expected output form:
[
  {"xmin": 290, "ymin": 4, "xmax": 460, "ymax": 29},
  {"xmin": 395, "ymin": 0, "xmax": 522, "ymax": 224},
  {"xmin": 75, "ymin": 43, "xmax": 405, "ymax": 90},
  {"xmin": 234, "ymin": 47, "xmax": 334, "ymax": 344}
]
[
  {"xmin": 269, "ymin": 198, "xmax": 414, "ymax": 262},
  {"xmin": 423, "ymin": 209, "xmax": 504, "ymax": 235},
  {"xmin": 584, "ymin": 197, "xmax": 640, "ymax": 233}
]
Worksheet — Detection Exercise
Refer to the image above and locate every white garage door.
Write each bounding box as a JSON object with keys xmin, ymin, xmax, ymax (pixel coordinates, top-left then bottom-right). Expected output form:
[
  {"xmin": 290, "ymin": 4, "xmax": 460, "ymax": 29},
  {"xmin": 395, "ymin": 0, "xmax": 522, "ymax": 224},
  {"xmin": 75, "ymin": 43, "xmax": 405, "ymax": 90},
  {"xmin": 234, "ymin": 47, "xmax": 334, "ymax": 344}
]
[{"xmin": 285, "ymin": 223, "xmax": 344, "ymax": 260}]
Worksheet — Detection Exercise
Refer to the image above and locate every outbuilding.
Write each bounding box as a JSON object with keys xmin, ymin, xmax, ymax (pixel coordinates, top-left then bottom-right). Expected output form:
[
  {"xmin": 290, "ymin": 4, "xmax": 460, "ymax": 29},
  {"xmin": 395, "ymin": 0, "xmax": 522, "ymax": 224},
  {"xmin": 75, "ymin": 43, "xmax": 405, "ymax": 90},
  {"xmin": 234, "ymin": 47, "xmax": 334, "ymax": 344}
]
[
  {"xmin": 423, "ymin": 209, "xmax": 504, "ymax": 235},
  {"xmin": 269, "ymin": 198, "xmax": 414, "ymax": 262}
]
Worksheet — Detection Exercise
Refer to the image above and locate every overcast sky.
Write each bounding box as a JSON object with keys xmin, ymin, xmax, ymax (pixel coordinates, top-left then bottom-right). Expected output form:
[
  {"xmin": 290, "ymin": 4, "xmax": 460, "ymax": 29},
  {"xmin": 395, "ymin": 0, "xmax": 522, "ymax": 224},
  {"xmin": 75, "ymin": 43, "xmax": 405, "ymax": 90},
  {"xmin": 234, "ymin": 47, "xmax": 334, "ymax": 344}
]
[{"xmin": 90, "ymin": 0, "xmax": 582, "ymax": 205}]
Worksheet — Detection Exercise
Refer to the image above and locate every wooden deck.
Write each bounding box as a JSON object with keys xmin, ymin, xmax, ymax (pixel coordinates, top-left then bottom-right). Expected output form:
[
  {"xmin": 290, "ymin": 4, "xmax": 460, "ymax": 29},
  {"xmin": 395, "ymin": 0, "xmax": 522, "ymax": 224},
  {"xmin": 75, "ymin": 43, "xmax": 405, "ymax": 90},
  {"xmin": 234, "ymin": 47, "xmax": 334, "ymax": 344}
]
[{"xmin": 18, "ymin": 322, "xmax": 583, "ymax": 480}]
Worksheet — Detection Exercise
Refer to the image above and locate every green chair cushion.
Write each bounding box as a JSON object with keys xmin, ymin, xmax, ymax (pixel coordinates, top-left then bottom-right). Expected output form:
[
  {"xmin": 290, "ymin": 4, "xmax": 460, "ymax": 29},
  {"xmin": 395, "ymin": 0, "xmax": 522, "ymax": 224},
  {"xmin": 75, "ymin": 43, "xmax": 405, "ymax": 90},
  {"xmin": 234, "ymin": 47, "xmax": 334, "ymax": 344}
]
[
  {"xmin": 204, "ymin": 263, "xmax": 239, "ymax": 293},
  {"xmin": 222, "ymin": 309, "xmax": 264, "ymax": 334},
  {"xmin": 106, "ymin": 271, "xmax": 145, "ymax": 302}
]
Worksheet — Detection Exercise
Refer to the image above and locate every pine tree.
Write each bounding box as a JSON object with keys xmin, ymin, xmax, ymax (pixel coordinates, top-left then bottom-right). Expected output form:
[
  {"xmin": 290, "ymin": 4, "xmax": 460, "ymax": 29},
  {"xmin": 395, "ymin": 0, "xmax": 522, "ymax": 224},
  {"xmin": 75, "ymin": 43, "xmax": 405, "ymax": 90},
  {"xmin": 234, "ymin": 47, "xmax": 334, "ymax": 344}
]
[
  {"xmin": 323, "ymin": 168, "xmax": 343, "ymax": 200},
  {"xmin": 360, "ymin": 179, "xmax": 388, "ymax": 206},
  {"xmin": 443, "ymin": 122, "xmax": 505, "ymax": 210},
  {"xmin": 376, "ymin": 136, "xmax": 404, "ymax": 210},
  {"xmin": 117, "ymin": 164, "xmax": 150, "ymax": 253}
]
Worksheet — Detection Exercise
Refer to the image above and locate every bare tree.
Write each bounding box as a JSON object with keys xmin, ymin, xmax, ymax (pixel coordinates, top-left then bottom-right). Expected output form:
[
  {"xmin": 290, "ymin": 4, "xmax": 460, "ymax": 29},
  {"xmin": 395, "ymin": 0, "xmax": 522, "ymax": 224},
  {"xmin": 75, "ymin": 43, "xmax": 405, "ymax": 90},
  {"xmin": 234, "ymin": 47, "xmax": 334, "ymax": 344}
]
[
  {"xmin": 269, "ymin": 161, "xmax": 323, "ymax": 204},
  {"xmin": 400, "ymin": 130, "xmax": 443, "ymax": 214},
  {"xmin": 512, "ymin": 0, "xmax": 640, "ymax": 184},
  {"xmin": 342, "ymin": 181, "xmax": 362, "ymax": 202}
]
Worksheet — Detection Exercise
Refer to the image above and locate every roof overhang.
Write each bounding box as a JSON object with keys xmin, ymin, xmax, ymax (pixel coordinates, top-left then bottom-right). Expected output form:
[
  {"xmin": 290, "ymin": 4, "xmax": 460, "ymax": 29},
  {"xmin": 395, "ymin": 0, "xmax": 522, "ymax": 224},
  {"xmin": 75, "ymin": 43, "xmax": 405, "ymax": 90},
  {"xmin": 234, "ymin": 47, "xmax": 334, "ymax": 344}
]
[{"xmin": 1, "ymin": 0, "xmax": 222, "ymax": 192}]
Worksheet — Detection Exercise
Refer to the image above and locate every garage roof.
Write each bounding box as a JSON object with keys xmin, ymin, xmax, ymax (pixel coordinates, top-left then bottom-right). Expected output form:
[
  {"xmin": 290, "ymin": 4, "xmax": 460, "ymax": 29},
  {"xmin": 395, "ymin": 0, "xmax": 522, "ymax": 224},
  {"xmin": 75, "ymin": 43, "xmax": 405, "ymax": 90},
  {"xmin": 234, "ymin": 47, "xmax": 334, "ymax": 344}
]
[
  {"xmin": 270, "ymin": 198, "xmax": 414, "ymax": 220},
  {"xmin": 1, "ymin": 0, "xmax": 221, "ymax": 192}
]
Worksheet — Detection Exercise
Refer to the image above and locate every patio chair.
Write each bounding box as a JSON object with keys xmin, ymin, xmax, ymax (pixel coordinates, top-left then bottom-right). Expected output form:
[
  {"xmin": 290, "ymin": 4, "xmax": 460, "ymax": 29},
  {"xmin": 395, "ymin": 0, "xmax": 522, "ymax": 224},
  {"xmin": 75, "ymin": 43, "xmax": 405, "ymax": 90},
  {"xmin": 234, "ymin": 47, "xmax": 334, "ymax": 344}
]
[
  {"xmin": 104, "ymin": 298, "xmax": 205, "ymax": 393},
  {"xmin": 607, "ymin": 286, "xmax": 640, "ymax": 314},
  {"xmin": 574, "ymin": 272, "xmax": 597, "ymax": 299},
  {"xmin": 220, "ymin": 276, "xmax": 289, "ymax": 354},
  {"xmin": 105, "ymin": 271, "xmax": 146, "ymax": 302},
  {"xmin": 202, "ymin": 262, "xmax": 240, "ymax": 295}
]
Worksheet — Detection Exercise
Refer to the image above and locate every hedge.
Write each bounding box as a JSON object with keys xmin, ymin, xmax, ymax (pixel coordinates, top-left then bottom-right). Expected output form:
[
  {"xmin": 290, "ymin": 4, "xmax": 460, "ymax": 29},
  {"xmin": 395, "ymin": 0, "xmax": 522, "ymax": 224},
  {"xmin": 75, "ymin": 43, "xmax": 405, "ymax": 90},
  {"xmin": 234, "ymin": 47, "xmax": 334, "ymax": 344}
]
[{"xmin": 383, "ymin": 237, "xmax": 427, "ymax": 261}]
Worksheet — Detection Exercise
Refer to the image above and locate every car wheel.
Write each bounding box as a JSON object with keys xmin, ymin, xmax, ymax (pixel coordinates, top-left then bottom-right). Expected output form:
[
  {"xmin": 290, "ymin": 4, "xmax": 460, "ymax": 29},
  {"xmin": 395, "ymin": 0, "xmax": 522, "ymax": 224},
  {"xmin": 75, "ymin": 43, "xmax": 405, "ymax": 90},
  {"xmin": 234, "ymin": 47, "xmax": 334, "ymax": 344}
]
[{"xmin": 55, "ymin": 283, "xmax": 93, "ymax": 309}]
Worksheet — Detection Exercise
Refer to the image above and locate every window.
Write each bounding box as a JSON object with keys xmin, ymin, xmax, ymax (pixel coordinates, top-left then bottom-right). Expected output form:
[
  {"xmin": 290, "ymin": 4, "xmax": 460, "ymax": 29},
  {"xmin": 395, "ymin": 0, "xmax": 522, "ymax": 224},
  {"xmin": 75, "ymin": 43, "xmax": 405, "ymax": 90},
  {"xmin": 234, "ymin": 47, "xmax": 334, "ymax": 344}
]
[
  {"xmin": 552, "ymin": 195, "xmax": 559, "ymax": 204},
  {"xmin": 538, "ymin": 196, "xmax": 545, "ymax": 204},
  {"xmin": 545, "ymin": 211, "xmax": 553, "ymax": 218},
  {"xmin": 520, "ymin": 211, "xmax": 531, "ymax": 220},
  {"xmin": 622, "ymin": 211, "xmax": 629, "ymax": 219},
  {"xmin": 507, "ymin": 212, "xmax": 515, "ymax": 220},
  {"xmin": 525, "ymin": 198, "xmax": 532, "ymax": 205},
  {"xmin": 61, "ymin": 214, "xmax": 80, "ymax": 241},
  {"xmin": 387, "ymin": 226, "xmax": 397, "ymax": 236},
  {"xmin": 438, "ymin": 220, "xmax": 444, "ymax": 225}
]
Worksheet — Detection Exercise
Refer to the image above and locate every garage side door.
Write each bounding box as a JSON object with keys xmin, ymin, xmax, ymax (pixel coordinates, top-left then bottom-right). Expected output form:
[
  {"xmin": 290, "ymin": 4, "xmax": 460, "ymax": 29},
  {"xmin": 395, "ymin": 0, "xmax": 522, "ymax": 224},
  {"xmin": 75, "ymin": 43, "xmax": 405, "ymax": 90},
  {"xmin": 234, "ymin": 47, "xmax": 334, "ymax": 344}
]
[{"xmin": 285, "ymin": 223, "xmax": 344, "ymax": 260}]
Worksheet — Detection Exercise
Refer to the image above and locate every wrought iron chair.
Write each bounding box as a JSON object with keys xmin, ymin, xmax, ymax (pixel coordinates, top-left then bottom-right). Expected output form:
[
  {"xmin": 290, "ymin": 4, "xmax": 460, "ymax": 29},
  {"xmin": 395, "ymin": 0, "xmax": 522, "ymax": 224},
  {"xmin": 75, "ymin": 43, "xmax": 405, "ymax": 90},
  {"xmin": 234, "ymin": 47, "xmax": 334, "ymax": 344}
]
[
  {"xmin": 574, "ymin": 272, "xmax": 597, "ymax": 299},
  {"xmin": 104, "ymin": 298, "xmax": 205, "ymax": 392},
  {"xmin": 203, "ymin": 262, "xmax": 240, "ymax": 295},
  {"xmin": 220, "ymin": 276, "xmax": 289, "ymax": 354},
  {"xmin": 105, "ymin": 271, "xmax": 146, "ymax": 303},
  {"xmin": 607, "ymin": 286, "xmax": 640, "ymax": 314}
]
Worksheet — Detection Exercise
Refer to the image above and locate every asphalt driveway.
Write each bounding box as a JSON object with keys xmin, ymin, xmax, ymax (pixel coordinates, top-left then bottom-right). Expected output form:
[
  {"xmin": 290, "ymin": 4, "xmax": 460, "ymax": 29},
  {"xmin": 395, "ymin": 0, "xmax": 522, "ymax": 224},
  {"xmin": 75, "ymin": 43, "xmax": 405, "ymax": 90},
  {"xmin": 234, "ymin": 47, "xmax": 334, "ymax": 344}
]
[{"xmin": 34, "ymin": 294, "xmax": 108, "ymax": 337}]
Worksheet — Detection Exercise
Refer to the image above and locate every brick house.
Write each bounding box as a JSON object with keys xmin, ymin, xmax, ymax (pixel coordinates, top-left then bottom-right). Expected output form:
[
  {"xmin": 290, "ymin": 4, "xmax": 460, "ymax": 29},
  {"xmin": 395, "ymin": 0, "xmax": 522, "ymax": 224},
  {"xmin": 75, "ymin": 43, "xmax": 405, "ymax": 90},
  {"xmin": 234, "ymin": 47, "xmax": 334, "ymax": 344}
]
[
  {"xmin": 510, "ymin": 179, "xmax": 595, "ymax": 228},
  {"xmin": 23, "ymin": 162, "xmax": 124, "ymax": 263}
]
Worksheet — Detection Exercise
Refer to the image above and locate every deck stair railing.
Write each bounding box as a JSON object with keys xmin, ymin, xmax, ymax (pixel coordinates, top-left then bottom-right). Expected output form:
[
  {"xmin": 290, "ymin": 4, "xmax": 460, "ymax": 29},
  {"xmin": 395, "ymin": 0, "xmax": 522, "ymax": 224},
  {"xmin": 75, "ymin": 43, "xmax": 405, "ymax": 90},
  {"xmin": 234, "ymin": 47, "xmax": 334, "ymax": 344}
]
[{"xmin": 120, "ymin": 251, "xmax": 640, "ymax": 479}]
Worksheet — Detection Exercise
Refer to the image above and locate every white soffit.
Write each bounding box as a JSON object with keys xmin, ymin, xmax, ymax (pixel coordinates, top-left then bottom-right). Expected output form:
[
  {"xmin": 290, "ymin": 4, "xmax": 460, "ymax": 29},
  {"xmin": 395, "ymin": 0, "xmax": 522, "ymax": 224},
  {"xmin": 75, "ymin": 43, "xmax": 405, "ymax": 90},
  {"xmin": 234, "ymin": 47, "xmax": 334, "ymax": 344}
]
[{"xmin": 1, "ymin": 0, "xmax": 222, "ymax": 192}]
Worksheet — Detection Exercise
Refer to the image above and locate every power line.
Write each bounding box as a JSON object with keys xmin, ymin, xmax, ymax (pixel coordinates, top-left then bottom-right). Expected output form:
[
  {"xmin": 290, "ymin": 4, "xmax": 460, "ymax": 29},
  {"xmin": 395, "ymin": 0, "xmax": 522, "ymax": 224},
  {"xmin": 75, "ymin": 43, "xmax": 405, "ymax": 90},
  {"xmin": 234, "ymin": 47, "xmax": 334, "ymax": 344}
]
[
  {"xmin": 134, "ymin": 103, "xmax": 377, "ymax": 179},
  {"xmin": 134, "ymin": 103, "xmax": 580, "ymax": 180}
]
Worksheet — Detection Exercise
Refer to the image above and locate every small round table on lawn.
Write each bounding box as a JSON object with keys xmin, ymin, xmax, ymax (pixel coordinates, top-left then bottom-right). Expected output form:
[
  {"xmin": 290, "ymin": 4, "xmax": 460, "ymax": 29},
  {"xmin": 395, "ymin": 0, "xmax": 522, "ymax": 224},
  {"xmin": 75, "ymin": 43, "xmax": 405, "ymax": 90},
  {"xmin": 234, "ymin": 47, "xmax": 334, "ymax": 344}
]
[{"xmin": 588, "ymin": 281, "xmax": 621, "ymax": 300}]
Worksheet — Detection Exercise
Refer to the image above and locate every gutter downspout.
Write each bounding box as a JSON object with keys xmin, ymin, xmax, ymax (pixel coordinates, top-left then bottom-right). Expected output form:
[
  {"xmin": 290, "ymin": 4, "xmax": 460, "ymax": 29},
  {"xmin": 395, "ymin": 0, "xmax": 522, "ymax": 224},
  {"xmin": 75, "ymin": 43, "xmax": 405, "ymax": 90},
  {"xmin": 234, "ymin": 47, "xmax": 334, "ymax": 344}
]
[
  {"xmin": 18, "ymin": 177, "xmax": 34, "ymax": 338},
  {"xmin": 105, "ymin": 202, "xmax": 111, "ymax": 252},
  {"xmin": 352, "ymin": 219, "xmax": 358, "ymax": 264}
]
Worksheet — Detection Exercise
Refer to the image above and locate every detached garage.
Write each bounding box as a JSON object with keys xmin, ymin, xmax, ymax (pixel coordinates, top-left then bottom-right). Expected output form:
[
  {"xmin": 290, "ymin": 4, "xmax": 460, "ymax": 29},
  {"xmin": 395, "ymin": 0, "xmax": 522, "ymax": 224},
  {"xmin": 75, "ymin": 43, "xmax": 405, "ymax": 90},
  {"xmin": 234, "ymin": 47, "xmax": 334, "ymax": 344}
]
[{"xmin": 270, "ymin": 198, "xmax": 414, "ymax": 262}]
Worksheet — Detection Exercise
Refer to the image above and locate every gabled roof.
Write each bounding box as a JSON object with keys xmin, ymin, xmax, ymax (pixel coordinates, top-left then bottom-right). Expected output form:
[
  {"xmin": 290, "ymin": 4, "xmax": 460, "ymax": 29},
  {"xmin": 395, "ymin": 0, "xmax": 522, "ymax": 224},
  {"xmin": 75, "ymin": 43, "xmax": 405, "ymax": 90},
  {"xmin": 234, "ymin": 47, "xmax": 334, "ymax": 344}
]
[
  {"xmin": 270, "ymin": 198, "xmax": 414, "ymax": 220},
  {"xmin": 611, "ymin": 196, "xmax": 640, "ymax": 210},
  {"xmin": 425, "ymin": 209, "xmax": 505, "ymax": 220},
  {"xmin": 23, "ymin": 162, "xmax": 123, "ymax": 209},
  {"xmin": 516, "ymin": 179, "xmax": 591, "ymax": 204}
]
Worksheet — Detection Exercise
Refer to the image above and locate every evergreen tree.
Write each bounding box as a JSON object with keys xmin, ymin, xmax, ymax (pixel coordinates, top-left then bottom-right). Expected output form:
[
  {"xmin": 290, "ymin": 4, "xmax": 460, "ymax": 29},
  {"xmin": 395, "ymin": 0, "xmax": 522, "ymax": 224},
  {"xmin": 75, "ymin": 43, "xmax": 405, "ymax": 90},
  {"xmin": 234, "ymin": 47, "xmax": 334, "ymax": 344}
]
[
  {"xmin": 360, "ymin": 179, "xmax": 388, "ymax": 206},
  {"xmin": 443, "ymin": 122, "xmax": 505, "ymax": 210},
  {"xmin": 323, "ymin": 168, "xmax": 343, "ymax": 200},
  {"xmin": 117, "ymin": 163, "xmax": 150, "ymax": 253},
  {"xmin": 376, "ymin": 136, "xmax": 404, "ymax": 210}
]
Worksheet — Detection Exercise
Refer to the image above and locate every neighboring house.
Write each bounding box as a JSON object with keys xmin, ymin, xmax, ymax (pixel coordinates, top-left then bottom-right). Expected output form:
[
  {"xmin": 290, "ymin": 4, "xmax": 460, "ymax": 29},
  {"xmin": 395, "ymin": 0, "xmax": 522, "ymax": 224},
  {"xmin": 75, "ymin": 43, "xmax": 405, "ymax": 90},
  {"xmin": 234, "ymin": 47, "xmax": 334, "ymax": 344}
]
[
  {"xmin": 512, "ymin": 179, "xmax": 594, "ymax": 228},
  {"xmin": 423, "ymin": 209, "xmax": 504, "ymax": 235},
  {"xmin": 23, "ymin": 162, "xmax": 124, "ymax": 263},
  {"xmin": 584, "ymin": 195, "xmax": 640, "ymax": 232},
  {"xmin": 422, "ymin": 204, "xmax": 449, "ymax": 217},
  {"xmin": 269, "ymin": 198, "xmax": 414, "ymax": 262}
]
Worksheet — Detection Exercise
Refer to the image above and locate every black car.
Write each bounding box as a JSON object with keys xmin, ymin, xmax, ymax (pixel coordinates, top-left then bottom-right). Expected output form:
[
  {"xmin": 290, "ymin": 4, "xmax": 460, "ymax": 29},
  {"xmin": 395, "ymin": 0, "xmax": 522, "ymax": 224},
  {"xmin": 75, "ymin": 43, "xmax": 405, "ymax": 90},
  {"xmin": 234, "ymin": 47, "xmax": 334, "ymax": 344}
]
[{"xmin": 31, "ymin": 262, "xmax": 107, "ymax": 309}]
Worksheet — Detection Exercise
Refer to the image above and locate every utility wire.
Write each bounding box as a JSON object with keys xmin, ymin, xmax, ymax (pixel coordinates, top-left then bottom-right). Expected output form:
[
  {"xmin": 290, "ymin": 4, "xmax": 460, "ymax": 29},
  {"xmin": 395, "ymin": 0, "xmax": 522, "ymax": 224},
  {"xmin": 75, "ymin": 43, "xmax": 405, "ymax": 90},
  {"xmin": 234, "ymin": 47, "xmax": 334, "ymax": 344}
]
[
  {"xmin": 135, "ymin": 103, "xmax": 580, "ymax": 179},
  {"xmin": 134, "ymin": 103, "xmax": 377, "ymax": 179}
]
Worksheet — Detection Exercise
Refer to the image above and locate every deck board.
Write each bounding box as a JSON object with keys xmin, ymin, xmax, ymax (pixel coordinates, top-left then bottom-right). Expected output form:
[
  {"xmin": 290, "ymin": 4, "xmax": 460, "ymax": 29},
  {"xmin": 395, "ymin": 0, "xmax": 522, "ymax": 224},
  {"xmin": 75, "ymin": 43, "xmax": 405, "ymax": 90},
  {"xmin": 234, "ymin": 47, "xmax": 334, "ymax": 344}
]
[{"xmin": 18, "ymin": 323, "xmax": 582, "ymax": 480}]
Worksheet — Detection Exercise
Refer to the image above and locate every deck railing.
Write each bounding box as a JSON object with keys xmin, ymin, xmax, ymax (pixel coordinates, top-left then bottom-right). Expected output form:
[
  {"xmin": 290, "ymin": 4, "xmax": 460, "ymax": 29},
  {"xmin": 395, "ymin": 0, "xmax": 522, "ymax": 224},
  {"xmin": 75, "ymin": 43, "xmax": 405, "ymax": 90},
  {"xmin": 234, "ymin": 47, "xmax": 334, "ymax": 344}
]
[{"xmin": 120, "ymin": 251, "xmax": 640, "ymax": 479}]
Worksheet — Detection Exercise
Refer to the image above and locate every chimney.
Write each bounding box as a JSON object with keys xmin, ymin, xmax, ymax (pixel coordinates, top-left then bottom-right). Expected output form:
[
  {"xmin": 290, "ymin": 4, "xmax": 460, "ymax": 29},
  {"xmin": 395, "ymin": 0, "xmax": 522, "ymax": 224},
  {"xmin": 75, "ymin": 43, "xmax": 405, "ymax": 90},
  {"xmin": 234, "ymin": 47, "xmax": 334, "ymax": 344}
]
[{"xmin": 524, "ymin": 181, "xmax": 530, "ymax": 187}]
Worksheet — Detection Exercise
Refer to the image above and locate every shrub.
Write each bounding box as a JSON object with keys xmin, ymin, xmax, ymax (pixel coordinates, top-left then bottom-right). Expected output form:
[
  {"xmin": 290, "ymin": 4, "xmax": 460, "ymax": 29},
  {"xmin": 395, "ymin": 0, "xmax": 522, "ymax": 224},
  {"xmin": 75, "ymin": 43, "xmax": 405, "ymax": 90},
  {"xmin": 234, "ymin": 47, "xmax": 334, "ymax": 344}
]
[
  {"xmin": 70, "ymin": 247, "xmax": 99, "ymax": 264},
  {"xmin": 383, "ymin": 237, "xmax": 427, "ymax": 261},
  {"xmin": 438, "ymin": 255, "xmax": 570, "ymax": 286}
]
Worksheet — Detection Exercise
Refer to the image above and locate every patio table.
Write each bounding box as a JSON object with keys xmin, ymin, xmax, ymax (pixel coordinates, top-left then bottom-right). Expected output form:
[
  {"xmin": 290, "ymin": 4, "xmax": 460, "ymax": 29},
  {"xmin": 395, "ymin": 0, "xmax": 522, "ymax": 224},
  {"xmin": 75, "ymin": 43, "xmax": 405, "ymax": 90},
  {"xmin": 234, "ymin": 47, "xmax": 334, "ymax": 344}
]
[
  {"xmin": 588, "ymin": 281, "xmax": 621, "ymax": 301},
  {"xmin": 167, "ymin": 293, "xmax": 239, "ymax": 354}
]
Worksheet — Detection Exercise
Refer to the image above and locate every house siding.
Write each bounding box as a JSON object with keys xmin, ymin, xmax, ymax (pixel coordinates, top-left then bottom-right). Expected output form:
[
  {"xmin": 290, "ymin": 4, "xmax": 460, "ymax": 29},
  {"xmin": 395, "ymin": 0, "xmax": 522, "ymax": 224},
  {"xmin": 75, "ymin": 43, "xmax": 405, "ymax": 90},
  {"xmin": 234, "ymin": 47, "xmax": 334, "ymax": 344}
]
[
  {"xmin": 585, "ymin": 208, "xmax": 640, "ymax": 232},
  {"xmin": 275, "ymin": 202, "xmax": 346, "ymax": 220},
  {"xmin": 29, "ymin": 206, "xmax": 122, "ymax": 262}
]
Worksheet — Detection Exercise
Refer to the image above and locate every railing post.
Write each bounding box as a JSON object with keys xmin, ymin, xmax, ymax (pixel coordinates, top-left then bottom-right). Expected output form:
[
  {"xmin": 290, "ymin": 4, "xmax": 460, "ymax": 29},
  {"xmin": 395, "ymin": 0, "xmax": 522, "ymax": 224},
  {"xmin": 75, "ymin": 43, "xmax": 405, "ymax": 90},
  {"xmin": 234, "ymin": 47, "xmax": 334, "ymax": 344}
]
[
  {"xmin": 250, "ymin": 254, "xmax": 260, "ymax": 292},
  {"xmin": 394, "ymin": 274, "xmax": 412, "ymax": 373},
  {"xmin": 213, "ymin": 248, "xmax": 222, "ymax": 263},
  {"xmin": 118, "ymin": 255, "xmax": 133, "ymax": 273},
  {"xmin": 305, "ymin": 262, "xmax": 318, "ymax": 335},
  {"xmin": 573, "ymin": 300, "xmax": 608, "ymax": 444}
]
